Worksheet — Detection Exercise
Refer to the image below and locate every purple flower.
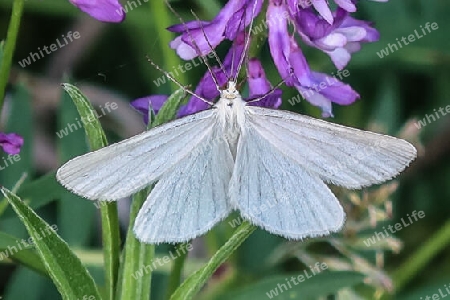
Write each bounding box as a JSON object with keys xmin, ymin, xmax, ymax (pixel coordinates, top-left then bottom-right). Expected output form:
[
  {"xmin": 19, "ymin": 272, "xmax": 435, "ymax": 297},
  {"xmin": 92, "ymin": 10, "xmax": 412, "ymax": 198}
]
[
  {"xmin": 131, "ymin": 95, "xmax": 169, "ymax": 124},
  {"xmin": 0, "ymin": 133, "xmax": 23, "ymax": 155},
  {"xmin": 267, "ymin": 0, "xmax": 296, "ymax": 87},
  {"xmin": 293, "ymin": 8, "xmax": 379, "ymax": 69},
  {"xmin": 168, "ymin": 0, "xmax": 262, "ymax": 60},
  {"xmin": 288, "ymin": 40, "xmax": 359, "ymax": 117},
  {"xmin": 246, "ymin": 58, "xmax": 282, "ymax": 109},
  {"xmin": 69, "ymin": 0, "xmax": 125, "ymax": 23},
  {"xmin": 268, "ymin": 1, "xmax": 359, "ymax": 117}
]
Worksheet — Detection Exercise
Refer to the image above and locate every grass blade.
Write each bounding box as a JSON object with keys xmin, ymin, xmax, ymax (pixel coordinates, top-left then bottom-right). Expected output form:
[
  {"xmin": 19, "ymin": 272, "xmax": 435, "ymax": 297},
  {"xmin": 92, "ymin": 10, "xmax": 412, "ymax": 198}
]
[{"xmin": 170, "ymin": 222, "xmax": 256, "ymax": 300}]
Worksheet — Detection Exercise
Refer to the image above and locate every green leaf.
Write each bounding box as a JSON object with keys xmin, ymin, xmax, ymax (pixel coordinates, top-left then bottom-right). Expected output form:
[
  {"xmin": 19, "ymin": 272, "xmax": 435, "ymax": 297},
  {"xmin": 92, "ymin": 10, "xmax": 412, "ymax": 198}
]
[
  {"xmin": 170, "ymin": 222, "xmax": 256, "ymax": 300},
  {"xmin": 61, "ymin": 83, "xmax": 108, "ymax": 151},
  {"xmin": 217, "ymin": 271, "xmax": 365, "ymax": 300},
  {"xmin": 0, "ymin": 231, "xmax": 47, "ymax": 276},
  {"xmin": 1, "ymin": 187, "xmax": 101, "ymax": 300},
  {"xmin": 61, "ymin": 83, "xmax": 120, "ymax": 300},
  {"xmin": 57, "ymin": 83, "xmax": 95, "ymax": 246}
]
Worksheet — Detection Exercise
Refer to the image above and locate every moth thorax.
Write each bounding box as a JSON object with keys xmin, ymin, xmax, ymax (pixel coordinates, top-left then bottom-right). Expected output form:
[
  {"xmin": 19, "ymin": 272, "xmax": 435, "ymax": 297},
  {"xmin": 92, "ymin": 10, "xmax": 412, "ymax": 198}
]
[{"xmin": 221, "ymin": 81, "xmax": 240, "ymax": 100}]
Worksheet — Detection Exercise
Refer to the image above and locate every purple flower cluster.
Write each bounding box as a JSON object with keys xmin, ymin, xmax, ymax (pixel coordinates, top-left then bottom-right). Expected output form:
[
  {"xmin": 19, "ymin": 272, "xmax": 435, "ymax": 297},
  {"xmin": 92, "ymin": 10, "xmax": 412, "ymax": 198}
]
[
  {"xmin": 131, "ymin": 32, "xmax": 281, "ymax": 122},
  {"xmin": 132, "ymin": 0, "xmax": 385, "ymax": 120},
  {"xmin": 63, "ymin": 0, "xmax": 383, "ymax": 118}
]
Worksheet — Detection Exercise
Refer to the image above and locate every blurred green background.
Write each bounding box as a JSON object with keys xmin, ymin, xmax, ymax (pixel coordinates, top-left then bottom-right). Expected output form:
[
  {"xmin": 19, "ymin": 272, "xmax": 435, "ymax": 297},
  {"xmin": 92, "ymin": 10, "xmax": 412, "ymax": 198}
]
[{"xmin": 0, "ymin": 0, "xmax": 449, "ymax": 299}]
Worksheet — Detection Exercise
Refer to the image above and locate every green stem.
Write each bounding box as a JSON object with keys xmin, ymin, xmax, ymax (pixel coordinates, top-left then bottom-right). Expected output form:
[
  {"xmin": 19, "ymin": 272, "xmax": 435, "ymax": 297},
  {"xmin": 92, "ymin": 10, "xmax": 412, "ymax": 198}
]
[
  {"xmin": 149, "ymin": 0, "xmax": 185, "ymax": 92},
  {"xmin": 0, "ymin": 0, "xmax": 24, "ymax": 114},
  {"xmin": 117, "ymin": 188, "xmax": 154, "ymax": 300},
  {"xmin": 100, "ymin": 203, "xmax": 121, "ymax": 300},
  {"xmin": 393, "ymin": 218, "xmax": 450, "ymax": 292},
  {"xmin": 165, "ymin": 243, "xmax": 189, "ymax": 300}
]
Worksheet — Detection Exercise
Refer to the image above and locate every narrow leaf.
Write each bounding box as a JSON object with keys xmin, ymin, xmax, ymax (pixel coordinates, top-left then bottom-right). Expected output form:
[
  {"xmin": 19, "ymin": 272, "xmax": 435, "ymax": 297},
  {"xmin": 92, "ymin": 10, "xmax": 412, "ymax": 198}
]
[
  {"xmin": 58, "ymin": 83, "xmax": 95, "ymax": 246},
  {"xmin": 61, "ymin": 83, "xmax": 120, "ymax": 300},
  {"xmin": 1, "ymin": 187, "xmax": 101, "ymax": 299},
  {"xmin": 171, "ymin": 222, "xmax": 256, "ymax": 300},
  {"xmin": 61, "ymin": 83, "xmax": 108, "ymax": 151}
]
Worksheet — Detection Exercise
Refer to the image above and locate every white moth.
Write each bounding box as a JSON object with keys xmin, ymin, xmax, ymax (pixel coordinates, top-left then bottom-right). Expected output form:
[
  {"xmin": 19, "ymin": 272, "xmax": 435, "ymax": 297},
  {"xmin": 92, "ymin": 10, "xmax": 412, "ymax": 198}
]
[
  {"xmin": 56, "ymin": 79, "xmax": 416, "ymax": 243},
  {"xmin": 57, "ymin": 0, "xmax": 416, "ymax": 243}
]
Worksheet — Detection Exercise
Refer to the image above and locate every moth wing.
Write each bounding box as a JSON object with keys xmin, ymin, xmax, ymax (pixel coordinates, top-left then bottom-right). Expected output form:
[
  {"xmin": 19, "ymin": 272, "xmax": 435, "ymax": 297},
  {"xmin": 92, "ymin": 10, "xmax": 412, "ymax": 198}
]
[
  {"xmin": 230, "ymin": 125, "xmax": 344, "ymax": 239},
  {"xmin": 134, "ymin": 130, "xmax": 234, "ymax": 243},
  {"xmin": 56, "ymin": 109, "xmax": 216, "ymax": 200},
  {"xmin": 246, "ymin": 106, "xmax": 416, "ymax": 189}
]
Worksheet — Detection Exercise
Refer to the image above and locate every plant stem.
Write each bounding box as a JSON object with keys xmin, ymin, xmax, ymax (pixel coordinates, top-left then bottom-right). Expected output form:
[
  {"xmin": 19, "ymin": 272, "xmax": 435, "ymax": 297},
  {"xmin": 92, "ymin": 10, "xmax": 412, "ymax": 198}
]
[
  {"xmin": 0, "ymin": 0, "xmax": 25, "ymax": 114},
  {"xmin": 100, "ymin": 204, "xmax": 121, "ymax": 300},
  {"xmin": 117, "ymin": 188, "xmax": 154, "ymax": 300}
]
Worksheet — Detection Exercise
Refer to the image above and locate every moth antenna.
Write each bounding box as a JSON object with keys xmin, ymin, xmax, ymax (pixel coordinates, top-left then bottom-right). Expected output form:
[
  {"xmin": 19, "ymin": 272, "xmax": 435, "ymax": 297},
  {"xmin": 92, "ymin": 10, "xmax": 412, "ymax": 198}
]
[
  {"xmin": 229, "ymin": 5, "xmax": 249, "ymax": 83},
  {"xmin": 234, "ymin": 0, "xmax": 259, "ymax": 83},
  {"xmin": 240, "ymin": 4, "xmax": 252, "ymax": 84},
  {"xmin": 190, "ymin": 9, "xmax": 229, "ymax": 83},
  {"xmin": 164, "ymin": 0, "xmax": 222, "ymax": 92},
  {"xmin": 246, "ymin": 76, "xmax": 288, "ymax": 103},
  {"xmin": 146, "ymin": 55, "xmax": 214, "ymax": 106}
]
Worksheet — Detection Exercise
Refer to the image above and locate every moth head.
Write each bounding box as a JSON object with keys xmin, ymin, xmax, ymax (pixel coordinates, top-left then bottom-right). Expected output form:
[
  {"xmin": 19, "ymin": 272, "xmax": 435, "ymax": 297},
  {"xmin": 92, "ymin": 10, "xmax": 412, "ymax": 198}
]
[{"xmin": 221, "ymin": 81, "xmax": 239, "ymax": 100}]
